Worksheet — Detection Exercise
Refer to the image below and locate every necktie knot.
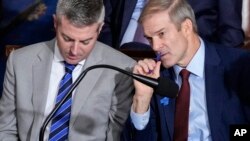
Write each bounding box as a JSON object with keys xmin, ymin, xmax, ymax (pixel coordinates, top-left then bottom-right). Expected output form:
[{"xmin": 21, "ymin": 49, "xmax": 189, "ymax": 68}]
[
  {"xmin": 180, "ymin": 69, "xmax": 190, "ymax": 80},
  {"xmin": 64, "ymin": 62, "xmax": 76, "ymax": 74}
]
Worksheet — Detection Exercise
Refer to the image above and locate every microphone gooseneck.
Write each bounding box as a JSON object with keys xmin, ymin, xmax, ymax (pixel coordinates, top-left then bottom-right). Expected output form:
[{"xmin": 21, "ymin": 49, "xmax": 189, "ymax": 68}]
[{"xmin": 39, "ymin": 64, "xmax": 178, "ymax": 141}]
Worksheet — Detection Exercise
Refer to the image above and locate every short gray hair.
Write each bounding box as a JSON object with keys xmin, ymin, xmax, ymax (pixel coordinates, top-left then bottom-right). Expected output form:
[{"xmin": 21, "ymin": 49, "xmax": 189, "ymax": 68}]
[
  {"xmin": 56, "ymin": 0, "xmax": 104, "ymax": 26},
  {"xmin": 139, "ymin": 0, "xmax": 197, "ymax": 33}
]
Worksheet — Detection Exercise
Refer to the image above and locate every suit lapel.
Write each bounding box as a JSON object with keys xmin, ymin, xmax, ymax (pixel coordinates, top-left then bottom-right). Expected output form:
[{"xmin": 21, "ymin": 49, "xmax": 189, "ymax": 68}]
[
  {"xmin": 159, "ymin": 68, "xmax": 176, "ymax": 140},
  {"xmin": 160, "ymin": 97, "xmax": 175, "ymax": 140},
  {"xmin": 70, "ymin": 42, "xmax": 104, "ymax": 126},
  {"xmin": 204, "ymin": 42, "xmax": 226, "ymax": 140},
  {"xmin": 30, "ymin": 40, "xmax": 54, "ymax": 138}
]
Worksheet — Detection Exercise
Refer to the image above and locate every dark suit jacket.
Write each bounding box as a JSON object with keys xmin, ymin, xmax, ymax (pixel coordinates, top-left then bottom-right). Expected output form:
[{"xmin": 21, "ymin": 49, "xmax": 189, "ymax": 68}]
[
  {"xmin": 98, "ymin": 0, "xmax": 137, "ymax": 48},
  {"xmin": 121, "ymin": 41, "xmax": 250, "ymax": 141},
  {"xmin": 99, "ymin": 0, "xmax": 244, "ymax": 48},
  {"xmin": 187, "ymin": 0, "xmax": 244, "ymax": 48}
]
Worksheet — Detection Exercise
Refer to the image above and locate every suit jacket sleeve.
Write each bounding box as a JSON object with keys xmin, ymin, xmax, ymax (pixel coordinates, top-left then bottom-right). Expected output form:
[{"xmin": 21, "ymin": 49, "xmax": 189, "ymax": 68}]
[
  {"xmin": 121, "ymin": 97, "xmax": 159, "ymax": 141},
  {"xmin": 217, "ymin": 0, "xmax": 244, "ymax": 47},
  {"xmin": 188, "ymin": 0, "xmax": 244, "ymax": 47},
  {"xmin": 0, "ymin": 51, "xmax": 19, "ymax": 140},
  {"xmin": 106, "ymin": 62, "xmax": 135, "ymax": 141}
]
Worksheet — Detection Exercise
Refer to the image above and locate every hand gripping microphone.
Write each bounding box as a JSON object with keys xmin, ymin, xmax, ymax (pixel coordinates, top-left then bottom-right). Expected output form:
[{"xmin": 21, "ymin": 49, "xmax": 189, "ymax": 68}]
[{"xmin": 39, "ymin": 64, "xmax": 179, "ymax": 141}]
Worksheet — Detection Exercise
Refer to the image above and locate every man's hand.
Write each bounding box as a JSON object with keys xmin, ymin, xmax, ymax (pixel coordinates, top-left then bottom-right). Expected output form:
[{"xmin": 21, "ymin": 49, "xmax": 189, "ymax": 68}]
[{"xmin": 132, "ymin": 58, "xmax": 161, "ymax": 114}]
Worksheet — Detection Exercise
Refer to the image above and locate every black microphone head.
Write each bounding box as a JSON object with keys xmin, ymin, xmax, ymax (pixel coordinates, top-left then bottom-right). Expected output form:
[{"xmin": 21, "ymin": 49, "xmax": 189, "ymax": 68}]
[{"xmin": 154, "ymin": 77, "xmax": 179, "ymax": 98}]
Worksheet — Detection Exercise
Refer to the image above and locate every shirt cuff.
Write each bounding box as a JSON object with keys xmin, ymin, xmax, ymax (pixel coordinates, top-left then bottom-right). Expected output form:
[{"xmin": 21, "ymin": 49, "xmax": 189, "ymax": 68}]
[{"xmin": 130, "ymin": 107, "xmax": 150, "ymax": 130}]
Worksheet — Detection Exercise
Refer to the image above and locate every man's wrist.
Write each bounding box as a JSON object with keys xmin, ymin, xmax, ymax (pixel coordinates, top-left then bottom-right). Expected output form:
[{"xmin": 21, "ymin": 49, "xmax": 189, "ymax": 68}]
[{"xmin": 132, "ymin": 94, "xmax": 151, "ymax": 114}]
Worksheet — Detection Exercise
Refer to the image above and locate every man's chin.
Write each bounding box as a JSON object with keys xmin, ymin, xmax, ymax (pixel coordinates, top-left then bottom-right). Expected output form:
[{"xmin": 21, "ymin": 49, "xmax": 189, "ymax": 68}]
[
  {"xmin": 65, "ymin": 59, "xmax": 80, "ymax": 65},
  {"xmin": 162, "ymin": 61, "xmax": 175, "ymax": 68}
]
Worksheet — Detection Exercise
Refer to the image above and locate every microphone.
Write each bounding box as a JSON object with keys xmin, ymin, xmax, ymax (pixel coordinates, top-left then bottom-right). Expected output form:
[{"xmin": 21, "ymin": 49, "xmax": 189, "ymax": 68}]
[
  {"xmin": 39, "ymin": 64, "xmax": 178, "ymax": 141},
  {"xmin": 131, "ymin": 71, "xmax": 179, "ymax": 98}
]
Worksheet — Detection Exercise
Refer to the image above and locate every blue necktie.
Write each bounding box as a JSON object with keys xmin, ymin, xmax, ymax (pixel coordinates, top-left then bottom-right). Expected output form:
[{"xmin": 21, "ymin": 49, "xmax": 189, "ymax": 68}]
[{"xmin": 49, "ymin": 62, "xmax": 76, "ymax": 141}]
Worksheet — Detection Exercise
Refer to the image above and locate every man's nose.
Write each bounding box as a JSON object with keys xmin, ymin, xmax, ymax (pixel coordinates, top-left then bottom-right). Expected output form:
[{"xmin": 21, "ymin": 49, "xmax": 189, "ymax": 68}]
[
  {"xmin": 152, "ymin": 38, "xmax": 163, "ymax": 51},
  {"xmin": 70, "ymin": 42, "xmax": 79, "ymax": 55}
]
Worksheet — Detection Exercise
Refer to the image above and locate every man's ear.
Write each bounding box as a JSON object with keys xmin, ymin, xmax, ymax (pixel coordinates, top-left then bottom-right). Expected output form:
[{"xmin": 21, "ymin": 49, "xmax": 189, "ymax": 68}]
[
  {"xmin": 53, "ymin": 14, "xmax": 57, "ymax": 29},
  {"xmin": 181, "ymin": 18, "xmax": 193, "ymax": 36},
  {"xmin": 98, "ymin": 22, "xmax": 104, "ymax": 33}
]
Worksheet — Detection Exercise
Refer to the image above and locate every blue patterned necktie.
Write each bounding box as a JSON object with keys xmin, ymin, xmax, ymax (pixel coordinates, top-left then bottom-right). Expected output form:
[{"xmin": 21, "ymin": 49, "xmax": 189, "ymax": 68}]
[{"xmin": 49, "ymin": 62, "xmax": 76, "ymax": 141}]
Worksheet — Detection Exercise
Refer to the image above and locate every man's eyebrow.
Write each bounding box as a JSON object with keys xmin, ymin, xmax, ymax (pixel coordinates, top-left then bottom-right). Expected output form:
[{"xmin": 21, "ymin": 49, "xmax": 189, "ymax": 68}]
[
  {"xmin": 62, "ymin": 33, "xmax": 73, "ymax": 40},
  {"xmin": 144, "ymin": 28, "xmax": 165, "ymax": 38},
  {"xmin": 80, "ymin": 37, "xmax": 93, "ymax": 42}
]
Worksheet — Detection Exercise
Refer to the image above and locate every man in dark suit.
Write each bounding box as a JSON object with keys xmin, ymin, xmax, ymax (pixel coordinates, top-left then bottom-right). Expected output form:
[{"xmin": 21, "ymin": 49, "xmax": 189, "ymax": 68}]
[
  {"xmin": 99, "ymin": 0, "xmax": 244, "ymax": 48},
  {"xmin": 122, "ymin": 0, "xmax": 250, "ymax": 140}
]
